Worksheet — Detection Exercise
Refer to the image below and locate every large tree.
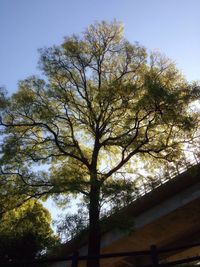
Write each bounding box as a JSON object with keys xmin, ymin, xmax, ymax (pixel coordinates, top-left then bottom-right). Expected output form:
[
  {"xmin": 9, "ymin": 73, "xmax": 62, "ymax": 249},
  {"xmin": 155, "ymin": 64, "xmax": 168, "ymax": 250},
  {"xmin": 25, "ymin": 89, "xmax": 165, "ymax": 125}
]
[{"xmin": 0, "ymin": 21, "xmax": 199, "ymax": 267}]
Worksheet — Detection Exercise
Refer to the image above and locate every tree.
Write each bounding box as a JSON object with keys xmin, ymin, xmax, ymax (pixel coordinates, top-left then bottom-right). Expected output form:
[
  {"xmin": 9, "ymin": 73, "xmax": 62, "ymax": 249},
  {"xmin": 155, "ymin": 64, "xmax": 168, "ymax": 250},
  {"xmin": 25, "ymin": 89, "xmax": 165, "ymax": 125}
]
[
  {"xmin": 0, "ymin": 199, "xmax": 58, "ymax": 262},
  {"xmin": 0, "ymin": 21, "xmax": 199, "ymax": 267}
]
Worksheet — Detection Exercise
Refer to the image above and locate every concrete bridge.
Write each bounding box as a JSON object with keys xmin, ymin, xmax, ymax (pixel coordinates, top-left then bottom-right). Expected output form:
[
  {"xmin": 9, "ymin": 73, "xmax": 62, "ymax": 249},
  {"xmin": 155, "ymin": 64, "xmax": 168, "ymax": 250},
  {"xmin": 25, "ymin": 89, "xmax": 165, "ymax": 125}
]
[{"xmin": 51, "ymin": 163, "xmax": 200, "ymax": 267}]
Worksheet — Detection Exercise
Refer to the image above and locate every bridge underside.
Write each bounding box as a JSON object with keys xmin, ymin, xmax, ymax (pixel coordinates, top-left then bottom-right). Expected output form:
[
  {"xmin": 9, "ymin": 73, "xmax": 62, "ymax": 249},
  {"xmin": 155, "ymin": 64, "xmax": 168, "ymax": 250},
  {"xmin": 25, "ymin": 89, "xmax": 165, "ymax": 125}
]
[{"xmin": 100, "ymin": 197, "xmax": 200, "ymax": 267}]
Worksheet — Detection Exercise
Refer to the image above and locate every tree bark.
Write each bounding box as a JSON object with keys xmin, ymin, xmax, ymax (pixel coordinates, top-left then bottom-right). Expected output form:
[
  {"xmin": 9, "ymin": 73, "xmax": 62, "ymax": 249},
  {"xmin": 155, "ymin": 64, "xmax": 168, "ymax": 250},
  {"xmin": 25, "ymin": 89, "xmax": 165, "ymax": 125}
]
[{"xmin": 87, "ymin": 179, "xmax": 101, "ymax": 267}]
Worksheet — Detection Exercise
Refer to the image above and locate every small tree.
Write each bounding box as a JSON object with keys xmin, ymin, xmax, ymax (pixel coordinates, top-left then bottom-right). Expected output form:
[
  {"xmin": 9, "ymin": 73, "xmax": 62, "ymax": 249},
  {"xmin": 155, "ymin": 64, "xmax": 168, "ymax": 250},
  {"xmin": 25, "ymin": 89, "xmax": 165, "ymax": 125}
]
[
  {"xmin": 0, "ymin": 200, "xmax": 58, "ymax": 262},
  {"xmin": 0, "ymin": 21, "xmax": 199, "ymax": 267}
]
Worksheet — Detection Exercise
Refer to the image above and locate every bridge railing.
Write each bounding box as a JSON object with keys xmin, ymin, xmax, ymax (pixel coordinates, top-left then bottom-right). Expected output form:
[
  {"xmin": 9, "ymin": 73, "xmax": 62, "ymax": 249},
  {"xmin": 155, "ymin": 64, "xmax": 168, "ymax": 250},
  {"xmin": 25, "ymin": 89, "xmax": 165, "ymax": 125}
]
[
  {"xmin": 101, "ymin": 154, "xmax": 200, "ymax": 219},
  {"xmin": 138, "ymin": 156, "xmax": 200, "ymax": 197},
  {"xmin": 2, "ymin": 242, "xmax": 200, "ymax": 267}
]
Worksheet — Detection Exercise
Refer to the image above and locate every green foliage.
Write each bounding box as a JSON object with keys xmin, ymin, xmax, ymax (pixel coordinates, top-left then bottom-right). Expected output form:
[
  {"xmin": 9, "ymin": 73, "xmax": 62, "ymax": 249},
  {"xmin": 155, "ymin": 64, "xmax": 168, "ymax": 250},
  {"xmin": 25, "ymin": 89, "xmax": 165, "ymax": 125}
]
[
  {"xmin": 56, "ymin": 208, "xmax": 88, "ymax": 241},
  {"xmin": 0, "ymin": 200, "xmax": 58, "ymax": 262}
]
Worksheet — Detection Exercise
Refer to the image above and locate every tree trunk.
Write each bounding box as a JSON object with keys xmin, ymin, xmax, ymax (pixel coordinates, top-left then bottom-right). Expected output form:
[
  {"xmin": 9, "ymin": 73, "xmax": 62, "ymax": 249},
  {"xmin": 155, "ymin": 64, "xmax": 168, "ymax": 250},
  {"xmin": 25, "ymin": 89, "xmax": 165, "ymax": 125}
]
[{"xmin": 87, "ymin": 180, "xmax": 101, "ymax": 267}]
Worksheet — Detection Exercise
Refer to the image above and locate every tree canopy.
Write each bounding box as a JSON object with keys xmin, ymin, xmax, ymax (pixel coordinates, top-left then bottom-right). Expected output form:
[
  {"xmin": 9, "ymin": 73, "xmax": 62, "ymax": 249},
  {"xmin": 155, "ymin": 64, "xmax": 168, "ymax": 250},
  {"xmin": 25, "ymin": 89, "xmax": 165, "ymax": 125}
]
[
  {"xmin": 0, "ymin": 21, "xmax": 199, "ymax": 267},
  {"xmin": 0, "ymin": 200, "xmax": 58, "ymax": 262}
]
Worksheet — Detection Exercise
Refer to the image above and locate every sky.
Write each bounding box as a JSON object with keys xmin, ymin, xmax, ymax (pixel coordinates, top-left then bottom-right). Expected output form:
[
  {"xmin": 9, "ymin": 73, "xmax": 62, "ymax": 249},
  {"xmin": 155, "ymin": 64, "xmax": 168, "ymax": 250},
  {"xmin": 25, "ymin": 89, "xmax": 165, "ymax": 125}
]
[
  {"xmin": 0, "ymin": 0, "xmax": 200, "ymax": 223},
  {"xmin": 0, "ymin": 0, "xmax": 200, "ymax": 94}
]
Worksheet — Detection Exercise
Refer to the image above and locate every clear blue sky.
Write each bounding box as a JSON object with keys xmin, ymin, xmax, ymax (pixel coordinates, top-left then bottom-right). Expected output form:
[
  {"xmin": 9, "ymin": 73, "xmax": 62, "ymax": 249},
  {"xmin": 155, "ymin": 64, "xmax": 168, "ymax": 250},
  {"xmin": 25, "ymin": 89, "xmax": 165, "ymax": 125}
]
[
  {"xmin": 0, "ymin": 0, "xmax": 200, "ymax": 94},
  {"xmin": 1, "ymin": 0, "xmax": 200, "ymax": 223}
]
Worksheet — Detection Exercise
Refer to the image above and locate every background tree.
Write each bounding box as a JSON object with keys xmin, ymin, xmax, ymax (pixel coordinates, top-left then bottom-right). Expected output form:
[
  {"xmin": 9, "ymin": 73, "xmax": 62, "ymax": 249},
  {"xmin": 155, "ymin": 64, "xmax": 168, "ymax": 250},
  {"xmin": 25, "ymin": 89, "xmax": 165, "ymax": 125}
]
[
  {"xmin": 0, "ymin": 200, "xmax": 58, "ymax": 262},
  {"xmin": 0, "ymin": 21, "xmax": 199, "ymax": 267}
]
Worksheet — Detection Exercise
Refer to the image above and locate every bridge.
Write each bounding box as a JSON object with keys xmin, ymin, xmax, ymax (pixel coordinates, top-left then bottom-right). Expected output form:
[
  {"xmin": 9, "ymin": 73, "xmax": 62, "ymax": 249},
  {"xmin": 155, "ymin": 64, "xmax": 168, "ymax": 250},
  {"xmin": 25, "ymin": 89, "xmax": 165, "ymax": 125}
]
[{"xmin": 51, "ymin": 162, "xmax": 200, "ymax": 267}]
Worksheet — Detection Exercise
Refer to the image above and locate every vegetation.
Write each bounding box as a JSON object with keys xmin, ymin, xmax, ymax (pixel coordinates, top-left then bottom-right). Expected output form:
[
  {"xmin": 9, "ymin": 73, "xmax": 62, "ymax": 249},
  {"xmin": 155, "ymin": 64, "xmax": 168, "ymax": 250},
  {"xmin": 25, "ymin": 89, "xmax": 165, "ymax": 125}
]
[
  {"xmin": 0, "ymin": 21, "xmax": 199, "ymax": 267},
  {"xmin": 0, "ymin": 200, "xmax": 58, "ymax": 262}
]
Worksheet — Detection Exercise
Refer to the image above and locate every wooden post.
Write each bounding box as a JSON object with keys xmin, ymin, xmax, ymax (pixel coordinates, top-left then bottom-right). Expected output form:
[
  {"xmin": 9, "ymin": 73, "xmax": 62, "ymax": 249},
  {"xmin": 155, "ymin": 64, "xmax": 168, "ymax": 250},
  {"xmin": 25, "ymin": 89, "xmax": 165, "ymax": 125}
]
[
  {"xmin": 71, "ymin": 251, "xmax": 79, "ymax": 267},
  {"xmin": 150, "ymin": 245, "xmax": 159, "ymax": 267}
]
